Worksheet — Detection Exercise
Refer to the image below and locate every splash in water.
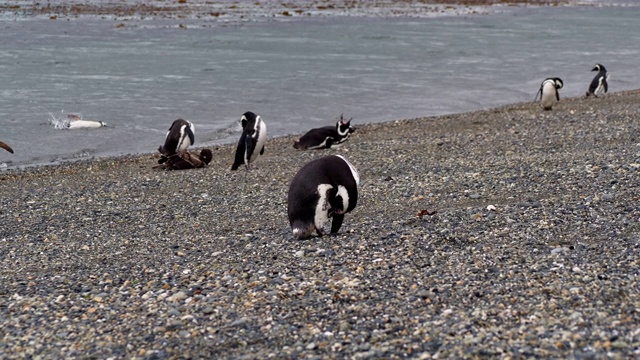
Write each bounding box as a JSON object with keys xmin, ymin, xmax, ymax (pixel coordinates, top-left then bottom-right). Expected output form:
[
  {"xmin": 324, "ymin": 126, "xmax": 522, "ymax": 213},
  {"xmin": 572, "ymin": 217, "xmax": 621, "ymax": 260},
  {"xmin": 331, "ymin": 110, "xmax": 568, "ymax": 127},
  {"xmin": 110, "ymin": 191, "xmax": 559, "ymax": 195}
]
[{"xmin": 48, "ymin": 112, "xmax": 83, "ymax": 130}]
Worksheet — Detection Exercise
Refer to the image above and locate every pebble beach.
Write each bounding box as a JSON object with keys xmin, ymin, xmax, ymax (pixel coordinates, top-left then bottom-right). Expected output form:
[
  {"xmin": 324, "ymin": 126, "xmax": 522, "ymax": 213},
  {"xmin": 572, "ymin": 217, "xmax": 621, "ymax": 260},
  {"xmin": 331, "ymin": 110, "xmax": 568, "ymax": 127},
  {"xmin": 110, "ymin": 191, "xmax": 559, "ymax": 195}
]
[{"xmin": 1, "ymin": 89, "xmax": 639, "ymax": 358}]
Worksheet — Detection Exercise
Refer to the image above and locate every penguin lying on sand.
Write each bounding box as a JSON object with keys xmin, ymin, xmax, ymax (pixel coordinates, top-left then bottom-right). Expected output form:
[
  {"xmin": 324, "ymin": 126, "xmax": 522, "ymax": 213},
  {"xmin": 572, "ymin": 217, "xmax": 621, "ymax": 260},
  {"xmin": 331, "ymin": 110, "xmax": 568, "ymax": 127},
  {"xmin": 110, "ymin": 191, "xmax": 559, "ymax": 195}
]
[
  {"xmin": 66, "ymin": 114, "xmax": 107, "ymax": 129},
  {"xmin": 156, "ymin": 149, "xmax": 213, "ymax": 170},
  {"xmin": 293, "ymin": 115, "xmax": 355, "ymax": 150},
  {"xmin": 586, "ymin": 63, "xmax": 609, "ymax": 97},
  {"xmin": 158, "ymin": 119, "xmax": 195, "ymax": 156},
  {"xmin": 535, "ymin": 77, "xmax": 563, "ymax": 111},
  {"xmin": 231, "ymin": 111, "xmax": 267, "ymax": 170},
  {"xmin": 287, "ymin": 155, "xmax": 359, "ymax": 239},
  {"xmin": 0, "ymin": 141, "xmax": 13, "ymax": 153}
]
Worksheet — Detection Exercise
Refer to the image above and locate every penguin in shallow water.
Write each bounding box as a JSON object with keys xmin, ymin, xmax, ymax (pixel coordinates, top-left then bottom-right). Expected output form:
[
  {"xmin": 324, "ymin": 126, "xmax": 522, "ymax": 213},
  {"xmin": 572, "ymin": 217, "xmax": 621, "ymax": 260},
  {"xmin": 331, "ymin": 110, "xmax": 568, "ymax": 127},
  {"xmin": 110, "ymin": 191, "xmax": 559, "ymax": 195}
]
[
  {"xmin": 231, "ymin": 111, "xmax": 267, "ymax": 170},
  {"xmin": 293, "ymin": 115, "xmax": 355, "ymax": 150},
  {"xmin": 66, "ymin": 114, "xmax": 107, "ymax": 129},
  {"xmin": 158, "ymin": 119, "xmax": 195, "ymax": 156},
  {"xmin": 535, "ymin": 77, "xmax": 563, "ymax": 111},
  {"xmin": 586, "ymin": 63, "xmax": 609, "ymax": 97},
  {"xmin": 287, "ymin": 155, "xmax": 359, "ymax": 239},
  {"xmin": 0, "ymin": 141, "xmax": 13, "ymax": 153}
]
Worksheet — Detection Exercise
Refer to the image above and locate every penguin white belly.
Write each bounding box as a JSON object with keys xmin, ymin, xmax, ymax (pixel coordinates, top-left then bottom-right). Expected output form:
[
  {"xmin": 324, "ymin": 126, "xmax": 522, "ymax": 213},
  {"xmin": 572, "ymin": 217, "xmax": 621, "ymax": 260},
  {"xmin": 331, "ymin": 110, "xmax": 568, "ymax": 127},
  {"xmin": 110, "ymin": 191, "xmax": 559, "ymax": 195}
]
[
  {"xmin": 314, "ymin": 184, "xmax": 333, "ymax": 231},
  {"xmin": 248, "ymin": 120, "xmax": 267, "ymax": 163},
  {"xmin": 541, "ymin": 82, "xmax": 557, "ymax": 110},
  {"xmin": 68, "ymin": 120, "xmax": 106, "ymax": 129}
]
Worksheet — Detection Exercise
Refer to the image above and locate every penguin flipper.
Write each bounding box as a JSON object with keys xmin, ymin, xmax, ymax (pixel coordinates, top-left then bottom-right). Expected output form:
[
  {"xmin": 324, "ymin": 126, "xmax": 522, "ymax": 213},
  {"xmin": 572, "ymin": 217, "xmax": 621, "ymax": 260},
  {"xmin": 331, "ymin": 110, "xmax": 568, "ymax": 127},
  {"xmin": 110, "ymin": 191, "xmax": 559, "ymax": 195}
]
[
  {"xmin": 260, "ymin": 146, "xmax": 265, "ymax": 155},
  {"xmin": 603, "ymin": 79, "xmax": 608, "ymax": 93},
  {"xmin": 556, "ymin": 91, "xmax": 560, "ymax": 102},
  {"xmin": 330, "ymin": 214, "xmax": 344, "ymax": 234}
]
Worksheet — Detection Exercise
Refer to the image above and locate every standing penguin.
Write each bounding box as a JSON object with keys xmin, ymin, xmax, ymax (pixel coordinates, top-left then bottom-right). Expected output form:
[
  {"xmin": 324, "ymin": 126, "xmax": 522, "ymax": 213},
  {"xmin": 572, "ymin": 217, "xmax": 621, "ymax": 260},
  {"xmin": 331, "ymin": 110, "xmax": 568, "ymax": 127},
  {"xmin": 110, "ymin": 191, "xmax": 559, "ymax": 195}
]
[
  {"xmin": 231, "ymin": 111, "xmax": 267, "ymax": 170},
  {"xmin": 293, "ymin": 115, "xmax": 355, "ymax": 150},
  {"xmin": 535, "ymin": 77, "xmax": 563, "ymax": 111},
  {"xmin": 287, "ymin": 155, "xmax": 359, "ymax": 239},
  {"xmin": 158, "ymin": 119, "xmax": 195, "ymax": 156},
  {"xmin": 0, "ymin": 141, "xmax": 13, "ymax": 153},
  {"xmin": 586, "ymin": 63, "xmax": 609, "ymax": 97}
]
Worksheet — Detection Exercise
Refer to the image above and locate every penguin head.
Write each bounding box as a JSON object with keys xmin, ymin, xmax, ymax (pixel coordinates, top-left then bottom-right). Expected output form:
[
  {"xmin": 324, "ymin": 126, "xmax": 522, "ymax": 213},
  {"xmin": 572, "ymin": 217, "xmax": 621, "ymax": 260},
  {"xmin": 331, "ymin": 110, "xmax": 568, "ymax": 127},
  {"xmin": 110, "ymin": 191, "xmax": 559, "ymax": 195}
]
[
  {"xmin": 336, "ymin": 114, "xmax": 354, "ymax": 136},
  {"xmin": 99, "ymin": 121, "xmax": 108, "ymax": 127},
  {"xmin": 553, "ymin": 78, "xmax": 563, "ymax": 89},
  {"xmin": 199, "ymin": 149, "xmax": 213, "ymax": 164},
  {"xmin": 240, "ymin": 111, "xmax": 257, "ymax": 129},
  {"xmin": 291, "ymin": 220, "xmax": 315, "ymax": 240},
  {"xmin": 591, "ymin": 63, "xmax": 606, "ymax": 72}
]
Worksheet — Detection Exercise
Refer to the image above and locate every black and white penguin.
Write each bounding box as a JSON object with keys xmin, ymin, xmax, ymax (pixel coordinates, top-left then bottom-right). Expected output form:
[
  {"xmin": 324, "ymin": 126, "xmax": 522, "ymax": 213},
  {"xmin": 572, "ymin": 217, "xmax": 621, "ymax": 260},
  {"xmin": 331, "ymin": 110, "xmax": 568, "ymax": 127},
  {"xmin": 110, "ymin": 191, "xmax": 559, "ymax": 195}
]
[
  {"xmin": 0, "ymin": 141, "xmax": 13, "ymax": 153},
  {"xmin": 535, "ymin": 77, "xmax": 563, "ymax": 111},
  {"xmin": 293, "ymin": 115, "xmax": 355, "ymax": 150},
  {"xmin": 586, "ymin": 63, "xmax": 609, "ymax": 97},
  {"xmin": 66, "ymin": 114, "xmax": 107, "ymax": 129},
  {"xmin": 287, "ymin": 155, "xmax": 359, "ymax": 239},
  {"xmin": 231, "ymin": 111, "xmax": 267, "ymax": 170},
  {"xmin": 158, "ymin": 118, "xmax": 195, "ymax": 156}
]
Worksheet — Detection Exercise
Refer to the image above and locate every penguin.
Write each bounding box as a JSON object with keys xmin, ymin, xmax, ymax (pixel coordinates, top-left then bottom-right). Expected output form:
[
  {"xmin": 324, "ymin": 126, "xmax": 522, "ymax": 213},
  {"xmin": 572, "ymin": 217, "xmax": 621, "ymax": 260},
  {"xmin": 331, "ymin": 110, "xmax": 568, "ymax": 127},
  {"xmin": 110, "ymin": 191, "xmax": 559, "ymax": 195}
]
[
  {"xmin": 158, "ymin": 118, "xmax": 195, "ymax": 156},
  {"xmin": 0, "ymin": 141, "xmax": 13, "ymax": 153},
  {"xmin": 293, "ymin": 114, "xmax": 355, "ymax": 150},
  {"xmin": 287, "ymin": 155, "xmax": 359, "ymax": 239},
  {"xmin": 66, "ymin": 114, "xmax": 107, "ymax": 129},
  {"xmin": 156, "ymin": 149, "xmax": 212, "ymax": 170},
  {"xmin": 231, "ymin": 111, "xmax": 267, "ymax": 170},
  {"xmin": 535, "ymin": 77, "xmax": 563, "ymax": 111},
  {"xmin": 586, "ymin": 63, "xmax": 609, "ymax": 97}
]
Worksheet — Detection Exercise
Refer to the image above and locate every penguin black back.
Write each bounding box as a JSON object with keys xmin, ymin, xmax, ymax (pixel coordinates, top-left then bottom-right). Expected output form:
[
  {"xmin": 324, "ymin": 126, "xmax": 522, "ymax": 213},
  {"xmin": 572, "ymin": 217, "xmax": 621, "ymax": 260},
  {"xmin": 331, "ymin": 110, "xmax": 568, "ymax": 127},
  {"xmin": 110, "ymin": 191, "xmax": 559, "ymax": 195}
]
[
  {"xmin": 586, "ymin": 63, "xmax": 608, "ymax": 97},
  {"xmin": 287, "ymin": 155, "xmax": 359, "ymax": 239},
  {"xmin": 231, "ymin": 111, "xmax": 267, "ymax": 170},
  {"xmin": 159, "ymin": 119, "xmax": 195, "ymax": 156}
]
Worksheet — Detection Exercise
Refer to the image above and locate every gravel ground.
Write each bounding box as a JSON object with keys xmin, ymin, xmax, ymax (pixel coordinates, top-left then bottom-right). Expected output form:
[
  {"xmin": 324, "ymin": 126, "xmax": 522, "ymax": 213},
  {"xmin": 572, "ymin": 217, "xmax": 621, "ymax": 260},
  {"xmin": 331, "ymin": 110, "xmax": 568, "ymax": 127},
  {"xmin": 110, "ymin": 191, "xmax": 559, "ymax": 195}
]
[
  {"xmin": 0, "ymin": 0, "xmax": 571, "ymax": 22},
  {"xmin": 1, "ymin": 90, "xmax": 639, "ymax": 358}
]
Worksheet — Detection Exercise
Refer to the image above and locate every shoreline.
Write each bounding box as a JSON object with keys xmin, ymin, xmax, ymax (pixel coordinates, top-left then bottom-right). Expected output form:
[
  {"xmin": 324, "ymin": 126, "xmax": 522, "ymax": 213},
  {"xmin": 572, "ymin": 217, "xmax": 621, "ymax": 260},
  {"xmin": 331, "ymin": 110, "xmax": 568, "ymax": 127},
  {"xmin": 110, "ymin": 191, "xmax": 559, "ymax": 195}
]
[
  {"xmin": 2, "ymin": 89, "xmax": 638, "ymax": 175},
  {"xmin": 1, "ymin": 90, "xmax": 639, "ymax": 358}
]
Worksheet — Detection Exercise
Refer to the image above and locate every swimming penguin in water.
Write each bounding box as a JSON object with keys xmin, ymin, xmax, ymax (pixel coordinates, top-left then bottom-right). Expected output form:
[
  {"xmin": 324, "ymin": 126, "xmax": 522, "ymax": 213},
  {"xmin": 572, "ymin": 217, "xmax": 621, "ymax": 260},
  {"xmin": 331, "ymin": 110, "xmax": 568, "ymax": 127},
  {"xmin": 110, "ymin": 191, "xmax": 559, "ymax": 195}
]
[
  {"xmin": 287, "ymin": 155, "xmax": 359, "ymax": 239},
  {"xmin": 158, "ymin": 118, "xmax": 195, "ymax": 156},
  {"xmin": 293, "ymin": 114, "xmax": 355, "ymax": 150},
  {"xmin": 66, "ymin": 114, "xmax": 107, "ymax": 129},
  {"xmin": 535, "ymin": 77, "xmax": 563, "ymax": 111},
  {"xmin": 231, "ymin": 111, "xmax": 267, "ymax": 170},
  {"xmin": 156, "ymin": 149, "xmax": 213, "ymax": 170},
  {"xmin": 586, "ymin": 63, "xmax": 609, "ymax": 97},
  {"xmin": 0, "ymin": 141, "xmax": 13, "ymax": 153}
]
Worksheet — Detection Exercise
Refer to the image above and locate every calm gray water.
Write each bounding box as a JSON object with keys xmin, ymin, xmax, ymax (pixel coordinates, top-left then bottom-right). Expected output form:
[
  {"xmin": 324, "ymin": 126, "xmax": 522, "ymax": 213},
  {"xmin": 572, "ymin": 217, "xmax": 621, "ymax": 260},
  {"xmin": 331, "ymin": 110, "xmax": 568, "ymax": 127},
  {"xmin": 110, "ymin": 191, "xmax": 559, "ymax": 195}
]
[{"xmin": 1, "ymin": 4, "xmax": 639, "ymax": 168}]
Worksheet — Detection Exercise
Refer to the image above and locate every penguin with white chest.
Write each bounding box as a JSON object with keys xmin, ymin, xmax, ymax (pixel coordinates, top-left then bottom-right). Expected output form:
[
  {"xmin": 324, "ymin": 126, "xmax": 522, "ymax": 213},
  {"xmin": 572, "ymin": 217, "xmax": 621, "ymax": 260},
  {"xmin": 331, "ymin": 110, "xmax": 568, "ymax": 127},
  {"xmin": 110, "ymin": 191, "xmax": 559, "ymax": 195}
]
[
  {"xmin": 586, "ymin": 63, "xmax": 609, "ymax": 97},
  {"xmin": 536, "ymin": 77, "xmax": 563, "ymax": 111},
  {"xmin": 293, "ymin": 115, "xmax": 355, "ymax": 150},
  {"xmin": 158, "ymin": 118, "xmax": 195, "ymax": 156},
  {"xmin": 287, "ymin": 155, "xmax": 359, "ymax": 239},
  {"xmin": 66, "ymin": 114, "xmax": 107, "ymax": 129},
  {"xmin": 231, "ymin": 111, "xmax": 267, "ymax": 170}
]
